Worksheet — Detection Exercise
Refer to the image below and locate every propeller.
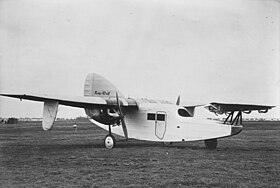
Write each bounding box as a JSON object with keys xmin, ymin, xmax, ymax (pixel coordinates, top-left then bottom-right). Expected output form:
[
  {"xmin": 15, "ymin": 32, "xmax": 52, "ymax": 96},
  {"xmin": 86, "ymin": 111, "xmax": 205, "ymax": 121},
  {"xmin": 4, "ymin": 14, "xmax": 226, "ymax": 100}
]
[{"xmin": 116, "ymin": 92, "xmax": 128, "ymax": 140}]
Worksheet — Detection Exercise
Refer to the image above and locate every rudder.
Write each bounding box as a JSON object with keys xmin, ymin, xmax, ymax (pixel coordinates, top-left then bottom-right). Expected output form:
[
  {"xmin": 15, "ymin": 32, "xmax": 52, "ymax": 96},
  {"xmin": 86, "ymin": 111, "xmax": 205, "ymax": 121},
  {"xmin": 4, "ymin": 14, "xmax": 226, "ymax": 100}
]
[{"xmin": 84, "ymin": 73, "xmax": 124, "ymax": 99}]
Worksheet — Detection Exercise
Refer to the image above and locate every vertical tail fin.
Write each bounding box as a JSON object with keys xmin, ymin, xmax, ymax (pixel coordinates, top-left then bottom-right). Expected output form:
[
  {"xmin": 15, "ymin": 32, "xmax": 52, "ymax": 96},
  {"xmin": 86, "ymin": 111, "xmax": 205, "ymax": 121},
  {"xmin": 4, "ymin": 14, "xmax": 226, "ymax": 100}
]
[{"xmin": 84, "ymin": 73, "xmax": 124, "ymax": 99}]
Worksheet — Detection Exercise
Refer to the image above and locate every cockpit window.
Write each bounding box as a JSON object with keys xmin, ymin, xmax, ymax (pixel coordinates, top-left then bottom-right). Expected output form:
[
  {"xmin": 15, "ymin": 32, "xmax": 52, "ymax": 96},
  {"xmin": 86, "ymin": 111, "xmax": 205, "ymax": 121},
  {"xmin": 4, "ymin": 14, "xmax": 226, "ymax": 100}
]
[{"xmin": 178, "ymin": 109, "xmax": 191, "ymax": 117}]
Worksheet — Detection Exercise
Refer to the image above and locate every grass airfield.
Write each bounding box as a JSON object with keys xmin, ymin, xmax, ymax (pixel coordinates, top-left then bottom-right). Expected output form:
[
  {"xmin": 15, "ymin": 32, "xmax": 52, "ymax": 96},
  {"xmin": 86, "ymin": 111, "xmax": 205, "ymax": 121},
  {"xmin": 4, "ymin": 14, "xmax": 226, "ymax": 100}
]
[{"xmin": 0, "ymin": 120, "xmax": 279, "ymax": 187}]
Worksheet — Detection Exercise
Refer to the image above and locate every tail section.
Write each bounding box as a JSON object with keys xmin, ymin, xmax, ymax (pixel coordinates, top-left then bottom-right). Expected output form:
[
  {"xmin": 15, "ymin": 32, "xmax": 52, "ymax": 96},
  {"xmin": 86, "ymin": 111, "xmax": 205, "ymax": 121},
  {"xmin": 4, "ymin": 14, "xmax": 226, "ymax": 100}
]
[{"xmin": 84, "ymin": 73, "xmax": 124, "ymax": 99}]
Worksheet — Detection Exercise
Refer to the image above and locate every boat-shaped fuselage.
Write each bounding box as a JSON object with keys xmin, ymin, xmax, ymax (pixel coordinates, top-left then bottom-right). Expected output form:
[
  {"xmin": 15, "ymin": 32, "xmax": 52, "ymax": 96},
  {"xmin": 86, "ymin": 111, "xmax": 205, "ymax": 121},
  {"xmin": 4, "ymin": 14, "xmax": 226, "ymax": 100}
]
[{"xmin": 86, "ymin": 99, "xmax": 237, "ymax": 142}]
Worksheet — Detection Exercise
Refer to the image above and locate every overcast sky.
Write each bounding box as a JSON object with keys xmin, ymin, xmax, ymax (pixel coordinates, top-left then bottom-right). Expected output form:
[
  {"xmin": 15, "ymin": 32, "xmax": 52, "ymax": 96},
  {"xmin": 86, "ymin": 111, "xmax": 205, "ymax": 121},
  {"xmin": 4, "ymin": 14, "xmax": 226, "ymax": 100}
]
[{"xmin": 0, "ymin": 0, "xmax": 279, "ymax": 118}]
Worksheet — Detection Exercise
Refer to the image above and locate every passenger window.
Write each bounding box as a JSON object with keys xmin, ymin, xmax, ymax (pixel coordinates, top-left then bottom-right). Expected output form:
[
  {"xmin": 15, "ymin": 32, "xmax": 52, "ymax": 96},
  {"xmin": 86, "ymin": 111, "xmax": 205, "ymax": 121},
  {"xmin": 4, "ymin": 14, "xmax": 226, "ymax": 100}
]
[
  {"xmin": 178, "ymin": 109, "xmax": 191, "ymax": 117},
  {"xmin": 157, "ymin": 114, "xmax": 165, "ymax": 121},
  {"xmin": 147, "ymin": 113, "xmax": 156, "ymax": 120}
]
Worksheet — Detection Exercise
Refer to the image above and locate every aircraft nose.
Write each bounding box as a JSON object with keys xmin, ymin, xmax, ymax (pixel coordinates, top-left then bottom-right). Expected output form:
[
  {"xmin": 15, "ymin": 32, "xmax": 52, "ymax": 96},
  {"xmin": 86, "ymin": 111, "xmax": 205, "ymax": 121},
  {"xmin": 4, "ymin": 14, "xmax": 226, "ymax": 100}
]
[{"xmin": 231, "ymin": 125, "xmax": 242, "ymax": 135}]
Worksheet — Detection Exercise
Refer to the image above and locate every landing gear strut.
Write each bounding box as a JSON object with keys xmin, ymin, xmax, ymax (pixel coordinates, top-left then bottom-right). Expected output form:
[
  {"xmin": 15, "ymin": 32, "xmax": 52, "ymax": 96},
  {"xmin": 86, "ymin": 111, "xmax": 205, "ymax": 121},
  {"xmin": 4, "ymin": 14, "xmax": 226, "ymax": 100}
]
[
  {"xmin": 223, "ymin": 111, "xmax": 242, "ymax": 125},
  {"xmin": 104, "ymin": 125, "xmax": 116, "ymax": 149},
  {"xmin": 204, "ymin": 138, "xmax": 217, "ymax": 150}
]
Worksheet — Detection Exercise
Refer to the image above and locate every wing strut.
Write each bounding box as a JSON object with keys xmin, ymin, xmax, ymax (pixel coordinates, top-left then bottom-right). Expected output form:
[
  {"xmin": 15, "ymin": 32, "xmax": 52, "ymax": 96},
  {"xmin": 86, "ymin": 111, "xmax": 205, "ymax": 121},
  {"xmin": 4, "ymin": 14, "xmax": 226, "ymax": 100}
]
[{"xmin": 223, "ymin": 111, "xmax": 242, "ymax": 125}]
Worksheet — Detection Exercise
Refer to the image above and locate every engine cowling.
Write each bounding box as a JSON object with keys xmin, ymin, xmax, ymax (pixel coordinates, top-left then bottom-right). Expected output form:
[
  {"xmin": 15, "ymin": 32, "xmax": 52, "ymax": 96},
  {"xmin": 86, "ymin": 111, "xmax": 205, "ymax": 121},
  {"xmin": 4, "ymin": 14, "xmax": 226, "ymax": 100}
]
[{"xmin": 85, "ymin": 107, "xmax": 120, "ymax": 125}]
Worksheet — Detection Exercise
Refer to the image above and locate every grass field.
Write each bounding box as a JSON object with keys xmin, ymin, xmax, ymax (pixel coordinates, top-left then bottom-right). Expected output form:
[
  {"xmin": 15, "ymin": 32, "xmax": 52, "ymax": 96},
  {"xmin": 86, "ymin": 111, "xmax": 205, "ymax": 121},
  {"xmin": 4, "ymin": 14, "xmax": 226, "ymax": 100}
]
[{"xmin": 0, "ymin": 120, "xmax": 279, "ymax": 187}]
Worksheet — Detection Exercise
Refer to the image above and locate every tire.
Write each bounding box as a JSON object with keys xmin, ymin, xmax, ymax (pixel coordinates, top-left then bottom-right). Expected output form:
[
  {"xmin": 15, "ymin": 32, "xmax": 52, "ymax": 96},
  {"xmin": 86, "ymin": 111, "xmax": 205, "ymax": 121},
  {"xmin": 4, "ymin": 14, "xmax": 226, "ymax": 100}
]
[
  {"xmin": 104, "ymin": 134, "xmax": 116, "ymax": 149},
  {"xmin": 204, "ymin": 139, "xmax": 217, "ymax": 150}
]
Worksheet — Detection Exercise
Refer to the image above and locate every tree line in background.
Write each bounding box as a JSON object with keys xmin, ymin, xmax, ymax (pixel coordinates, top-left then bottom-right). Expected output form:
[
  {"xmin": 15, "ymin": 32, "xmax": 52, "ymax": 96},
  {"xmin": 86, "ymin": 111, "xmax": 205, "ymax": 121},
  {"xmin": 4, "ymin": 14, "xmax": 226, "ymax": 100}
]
[
  {"xmin": 0, "ymin": 116, "xmax": 279, "ymax": 124},
  {"xmin": 0, "ymin": 116, "xmax": 89, "ymax": 124}
]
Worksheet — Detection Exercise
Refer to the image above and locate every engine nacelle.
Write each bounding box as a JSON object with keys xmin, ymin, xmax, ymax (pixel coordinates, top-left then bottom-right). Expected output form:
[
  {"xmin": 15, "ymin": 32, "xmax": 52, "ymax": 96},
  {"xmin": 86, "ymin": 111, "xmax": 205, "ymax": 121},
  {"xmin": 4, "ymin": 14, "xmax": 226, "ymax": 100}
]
[
  {"xmin": 243, "ymin": 110, "xmax": 251, "ymax": 114},
  {"xmin": 258, "ymin": 109, "xmax": 268, "ymax": 113},
  {"xmin": 85, "ymin": 107, "xmax": 120, "ymax": 125}
]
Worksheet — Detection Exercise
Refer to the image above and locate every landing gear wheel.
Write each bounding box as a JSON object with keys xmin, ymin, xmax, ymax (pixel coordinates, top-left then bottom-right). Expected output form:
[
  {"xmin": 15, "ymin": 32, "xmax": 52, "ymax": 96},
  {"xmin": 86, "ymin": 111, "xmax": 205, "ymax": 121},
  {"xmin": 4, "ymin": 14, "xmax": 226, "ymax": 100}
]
[
  {"xmin": 104, "ymin": 135, "xmax": 116, "ymax": 149},
  {"xmin": 204, "ymin": 139, "xmax": 217, "ymax": 150}
]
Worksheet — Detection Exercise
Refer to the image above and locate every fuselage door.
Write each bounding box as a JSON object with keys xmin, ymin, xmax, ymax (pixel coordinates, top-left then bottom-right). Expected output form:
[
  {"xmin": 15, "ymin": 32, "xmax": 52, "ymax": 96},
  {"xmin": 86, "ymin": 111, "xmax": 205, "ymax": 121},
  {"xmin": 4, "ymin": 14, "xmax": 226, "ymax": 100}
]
[{"xmin": 155, "ymin": 111, "xmax": 167, "ymax": 139}]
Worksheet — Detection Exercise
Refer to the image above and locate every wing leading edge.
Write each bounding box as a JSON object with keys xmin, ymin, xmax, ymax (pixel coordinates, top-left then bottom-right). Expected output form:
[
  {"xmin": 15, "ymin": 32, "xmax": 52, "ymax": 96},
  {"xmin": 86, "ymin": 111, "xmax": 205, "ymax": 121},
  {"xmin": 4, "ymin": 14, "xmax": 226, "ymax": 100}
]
[{"xmin": 0, "ymin": 93, "xmax": 138, "ymax": 108}]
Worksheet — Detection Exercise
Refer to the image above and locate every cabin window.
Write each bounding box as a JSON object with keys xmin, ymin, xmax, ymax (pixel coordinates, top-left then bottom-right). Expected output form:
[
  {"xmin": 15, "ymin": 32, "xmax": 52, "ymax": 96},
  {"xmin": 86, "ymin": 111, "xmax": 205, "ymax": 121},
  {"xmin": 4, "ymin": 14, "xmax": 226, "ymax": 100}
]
[
  {"xmin": 147, "ymin": 113, "xmax": 156, "ymax": 120},
  {"xmin": 157, "ymin": 114, "xmax": 165, "ymax": 121},
  {"xmin": 178, "ymin": 109, "xmax": 191, "ymax": 117},
  {"xmin": 147, "ymin": 113, "xmax": 166, "ymax": 121}
]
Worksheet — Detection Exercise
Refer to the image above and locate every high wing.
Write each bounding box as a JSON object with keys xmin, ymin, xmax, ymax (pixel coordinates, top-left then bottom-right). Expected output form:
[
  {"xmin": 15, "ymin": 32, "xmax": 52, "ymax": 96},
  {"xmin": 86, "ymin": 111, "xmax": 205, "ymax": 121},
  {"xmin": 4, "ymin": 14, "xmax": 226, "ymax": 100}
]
[
  {"xmin": 205, "ymin": 102, "xmax": 275, "ymax": 126},
  {"xmin": 0, "ymin": 93, "xmax": 138, "ymax": 131},
  {"xmin": 0, "ymin": 93, "xmax": 138, "ymax": 108},
  {"xmin": 206, "ymin": 102, "xmax": 274, "ymax": 114}
]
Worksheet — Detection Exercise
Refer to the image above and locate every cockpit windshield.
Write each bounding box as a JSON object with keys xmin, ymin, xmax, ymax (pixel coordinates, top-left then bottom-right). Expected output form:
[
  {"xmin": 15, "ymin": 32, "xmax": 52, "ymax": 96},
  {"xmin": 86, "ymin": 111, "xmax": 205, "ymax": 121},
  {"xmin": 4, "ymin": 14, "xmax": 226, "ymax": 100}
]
[{"xmin": 178, "ymin": 108, "xmax": 191, "ymax": 117}]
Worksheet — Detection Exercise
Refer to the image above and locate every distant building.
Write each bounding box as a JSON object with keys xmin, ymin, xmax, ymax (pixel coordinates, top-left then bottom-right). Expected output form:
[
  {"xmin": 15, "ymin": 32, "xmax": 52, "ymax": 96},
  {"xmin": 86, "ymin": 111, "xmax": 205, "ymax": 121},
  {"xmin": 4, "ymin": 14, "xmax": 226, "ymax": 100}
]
[{"xmin": 7, "ymin": 118, "xmax": 18, "ymax": 124}]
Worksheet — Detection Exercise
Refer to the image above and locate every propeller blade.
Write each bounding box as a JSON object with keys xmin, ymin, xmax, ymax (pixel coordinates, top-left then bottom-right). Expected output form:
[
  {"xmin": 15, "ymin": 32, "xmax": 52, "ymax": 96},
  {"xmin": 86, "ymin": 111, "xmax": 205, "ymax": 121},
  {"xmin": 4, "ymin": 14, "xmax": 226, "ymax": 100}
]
[
  {"xmin": 116, "ymin": 92, "xmax": 128, "ymax": 140},
  {"xmin": 120, "ymin": 117, "xmax": 128, "ymax": 140},
  {"xmin": 176, "ymin": 95, "xmax": 180, "ymax": 105},
  {"xmin": 116, "ymin": 92, "xmax": 122, "ymax": 115}
]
